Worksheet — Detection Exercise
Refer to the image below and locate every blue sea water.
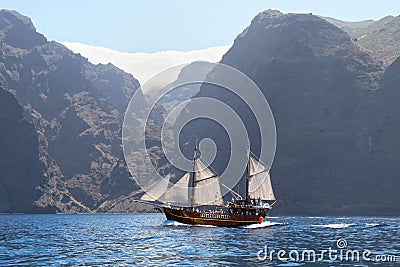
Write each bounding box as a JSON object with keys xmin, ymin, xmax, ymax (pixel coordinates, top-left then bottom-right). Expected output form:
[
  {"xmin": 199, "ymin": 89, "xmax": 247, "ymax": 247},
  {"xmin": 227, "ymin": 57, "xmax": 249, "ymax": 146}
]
[{"xmin": 0, "ymin": 214, "xmax": 399, "ymax": 266}]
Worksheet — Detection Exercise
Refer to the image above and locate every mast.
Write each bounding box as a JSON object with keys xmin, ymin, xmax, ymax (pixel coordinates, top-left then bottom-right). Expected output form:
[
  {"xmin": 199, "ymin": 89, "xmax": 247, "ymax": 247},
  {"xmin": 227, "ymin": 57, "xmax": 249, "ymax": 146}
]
[
  {"xmin": 245, "ymin": 147, "xmax": 250, "ymax": 201},
  {"xmin": 190, "ymin": 144, "xmax": 198, "ymax": 208},
  {"xmin": 190, "ymin": 144, "xmax": 224, "ymax": 207}
]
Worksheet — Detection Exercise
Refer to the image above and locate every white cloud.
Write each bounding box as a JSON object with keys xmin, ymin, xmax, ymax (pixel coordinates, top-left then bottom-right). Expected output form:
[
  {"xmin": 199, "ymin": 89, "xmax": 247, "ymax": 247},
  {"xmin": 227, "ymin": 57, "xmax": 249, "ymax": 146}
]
[{"xmin": 61, "ymin": 42, "xmax": 230, "ymax": 91}]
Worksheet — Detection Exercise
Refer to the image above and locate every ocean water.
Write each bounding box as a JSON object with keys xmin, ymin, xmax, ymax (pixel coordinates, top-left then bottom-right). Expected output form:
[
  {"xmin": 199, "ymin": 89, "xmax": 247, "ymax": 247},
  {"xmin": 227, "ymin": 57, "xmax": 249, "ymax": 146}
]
[{"xmin": 0, "ymin": 214, "xmax": 399, "ymax": 266}]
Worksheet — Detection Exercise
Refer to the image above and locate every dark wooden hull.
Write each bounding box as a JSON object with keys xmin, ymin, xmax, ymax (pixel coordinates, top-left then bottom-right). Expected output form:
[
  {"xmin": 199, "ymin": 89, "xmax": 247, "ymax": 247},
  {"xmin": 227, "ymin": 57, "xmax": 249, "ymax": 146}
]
[{"xmin": 161, "ymin": 207, "xmax": 265, "ymax": 227}]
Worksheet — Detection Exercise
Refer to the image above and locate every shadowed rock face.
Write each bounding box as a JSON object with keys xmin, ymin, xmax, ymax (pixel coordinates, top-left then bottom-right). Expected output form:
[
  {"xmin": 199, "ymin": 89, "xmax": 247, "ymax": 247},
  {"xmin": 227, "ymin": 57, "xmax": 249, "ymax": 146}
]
[
  {"xmin": 369, "ymin": 57, "xmax": 400, "ymax": 211},
  {"xmin": 0, "ymin": 9, "xmax": 145, "ymax": 213},
  {"xmin": 177, "ymin": 10, "xmax": 400, "ymax": 215},
  {"xmin": 0, "ymin": 88, "xmax": 46, "ymax": 213}
]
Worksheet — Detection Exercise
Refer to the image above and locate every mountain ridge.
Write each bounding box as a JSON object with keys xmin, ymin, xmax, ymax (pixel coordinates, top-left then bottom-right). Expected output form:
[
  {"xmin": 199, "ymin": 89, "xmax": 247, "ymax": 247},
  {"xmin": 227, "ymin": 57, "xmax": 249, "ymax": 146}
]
[
  {"xmin": 174, "ymin": 9, "xmax": 400, "ymax": 215},
  {"xmin": 323, "ymin": 14, "xmax": 400, "ymax": 66},
  {"xmin": 0, "ymin": 9, "xmax": 150, "ymax": 213}
]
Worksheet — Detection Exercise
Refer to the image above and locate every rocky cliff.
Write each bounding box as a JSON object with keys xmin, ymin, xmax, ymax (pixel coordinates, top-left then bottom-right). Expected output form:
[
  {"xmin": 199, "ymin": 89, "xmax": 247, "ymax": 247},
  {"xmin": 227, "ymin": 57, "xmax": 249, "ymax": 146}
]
[
  {"xmin": 2, "ymin": 9, "xmax": 400, "ymax": 215},
  {"xmin": 177, "ymin": 10, "xmax": 400, "ymax": 215},
  {"xmin": 0, "ymin": 88, "xmax": 45, "ymax": 213},
  {"xmin": 324, "ymin": 15, "xmax": 400, "ymax": 66},
  {"xmin": 0, "ymin": 9, "xmax": 147, "ymax": 213}
]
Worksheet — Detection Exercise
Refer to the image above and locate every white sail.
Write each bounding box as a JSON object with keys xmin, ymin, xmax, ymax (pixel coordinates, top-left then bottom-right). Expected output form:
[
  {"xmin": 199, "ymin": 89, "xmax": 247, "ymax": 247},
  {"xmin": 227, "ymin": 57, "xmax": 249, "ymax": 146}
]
[
  {"xmin": 193, "ymin": 159, "xmax": 224, "ymax": 206},
  {"xmin": 159, "ymin": 173, "xmax": 190, "ymax": 206},
  {"xmin": 249, "ymin": 155, "xmax": 268, "ymax": 176},
  {"xmin": 248, "ymin": 155, "xmax": 275, "ymax": 200},
  {"xmin": 194, "ymin": 158, "xmax": 216, "ymax": 180},
  {"xmin": 140, "ymin": 174, "xmax": 170, "ymax": 201}
]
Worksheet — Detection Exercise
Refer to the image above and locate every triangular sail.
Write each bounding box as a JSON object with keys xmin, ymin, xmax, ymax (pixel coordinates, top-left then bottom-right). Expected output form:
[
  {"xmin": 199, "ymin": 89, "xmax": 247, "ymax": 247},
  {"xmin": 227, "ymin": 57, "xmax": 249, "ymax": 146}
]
[
  {"xmin": 193, "ymin": 159, "xmax": 223, "ymax": 206},
  {"xmin": 249, "ymin": 156, "xmax": 267, "ymax": 176},
  {"xmin": 140, "ymin": 174, "xmax": 170, "ymax": 201},
  {"xmin": 248, "ymin": 155, "xmax": 275, "ymax": 200},
  {"xmin": 159, "ymin": 173, "xmax": 191, "ymax": 206}
]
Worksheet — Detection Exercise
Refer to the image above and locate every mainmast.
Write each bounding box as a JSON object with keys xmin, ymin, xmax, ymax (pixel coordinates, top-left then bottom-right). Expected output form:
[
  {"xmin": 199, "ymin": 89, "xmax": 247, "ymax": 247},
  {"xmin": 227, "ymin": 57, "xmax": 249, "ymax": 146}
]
[
  {"xmin": 190, "ymin": 144, "xmax": 198, "ymax": 208},
  {"xmin": 245, "ymin": 147, "xmax": 250, "ymax": 201}
]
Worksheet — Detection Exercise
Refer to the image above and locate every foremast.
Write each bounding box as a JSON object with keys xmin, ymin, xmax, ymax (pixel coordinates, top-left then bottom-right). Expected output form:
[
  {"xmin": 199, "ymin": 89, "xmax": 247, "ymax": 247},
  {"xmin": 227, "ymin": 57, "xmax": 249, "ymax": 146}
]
[
  {"xmin": 190, "ymin": 145, "xmax": 198, "ymax": 208},
  {"xmin": 189, "ymin": 145, "xmax": 223, "ymax": 207}
]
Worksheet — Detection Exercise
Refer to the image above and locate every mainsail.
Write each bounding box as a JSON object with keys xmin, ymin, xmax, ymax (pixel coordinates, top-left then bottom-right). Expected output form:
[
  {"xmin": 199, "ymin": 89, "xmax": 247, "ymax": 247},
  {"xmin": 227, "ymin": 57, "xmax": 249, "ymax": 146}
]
[
  {"xmin": 248, "ymin": 155, "xmax": 275, "ymax": 200},
  {"xmin": 193, "ymin": 159, "xmax": 223, "ymax": 206}
]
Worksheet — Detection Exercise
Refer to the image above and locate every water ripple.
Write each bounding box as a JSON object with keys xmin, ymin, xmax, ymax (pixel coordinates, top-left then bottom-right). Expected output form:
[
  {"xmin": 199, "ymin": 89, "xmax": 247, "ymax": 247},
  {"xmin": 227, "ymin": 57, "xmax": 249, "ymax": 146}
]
[{"xmin": 0, "ymin": 215, "xmax": 399, "ymax": 266}]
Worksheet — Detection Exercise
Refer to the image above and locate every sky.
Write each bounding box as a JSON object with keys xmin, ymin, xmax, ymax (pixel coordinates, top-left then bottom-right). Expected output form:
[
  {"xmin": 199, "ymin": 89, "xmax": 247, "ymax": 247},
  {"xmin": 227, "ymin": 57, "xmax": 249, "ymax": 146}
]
[{"xmin": 0, "ymin": 0, "xmax": 399, "ymax": 53}]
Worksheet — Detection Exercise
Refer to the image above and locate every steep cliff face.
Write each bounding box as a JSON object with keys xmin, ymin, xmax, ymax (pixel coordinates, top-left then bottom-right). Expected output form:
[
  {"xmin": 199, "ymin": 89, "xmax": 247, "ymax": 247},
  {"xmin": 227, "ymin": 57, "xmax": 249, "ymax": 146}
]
[
  {"xmin": 178, "ymin": 10, "xmax": 400, "ymax": 215},
  {"xmin": 0, "ymin": 9, "xmax": 145, "ymax": 213},
  {"xmin": 381, "ymin": 57, "xmax": 400, "ymax": 86},
  {"xmin": 368, "ymin": 57, "xmax": 400, "ymax": 210},
  {"xmin": 0, "ymin": 88, "xmax": 45, "ymax": 213}
]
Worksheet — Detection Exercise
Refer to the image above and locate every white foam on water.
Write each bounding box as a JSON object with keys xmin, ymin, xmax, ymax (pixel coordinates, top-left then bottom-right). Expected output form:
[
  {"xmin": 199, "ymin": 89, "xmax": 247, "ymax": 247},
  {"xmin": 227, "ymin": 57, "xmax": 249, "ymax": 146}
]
[
  {"xmin": 162, "ymin": 220, "xmax": 189, "ymax": 227},
  {"xmin": 240, "ymin": 221, "xmax": 283, "ymax": 229},
  {"xmin": 163, "ymin": 220, "xmax": 284, "ymax": 228},
  {"xmin": 193, "ymin": 224, "xmax": 217, "ymax": 228},
  {"xmin": 276, "ymin": 263, "xmax": 304, "ymax": 267},
  {"xmin": 312, "ymin": 223, "xmax": 356, "ymax": 229},
  {"xmin": 366, "ymin": 223, "xmax": 380, "ymax": 227},
  {"xmin": 162, "ymin": 220, "xmax": 217, "ymax": 228}
]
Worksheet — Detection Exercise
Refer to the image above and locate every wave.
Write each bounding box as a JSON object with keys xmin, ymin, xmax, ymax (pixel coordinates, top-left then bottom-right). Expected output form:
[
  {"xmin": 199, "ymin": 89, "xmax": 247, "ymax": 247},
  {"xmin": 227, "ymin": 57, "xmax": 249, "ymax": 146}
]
[
  {"xmin": 365, "ymin": 223, "xmax": 388, "ymax": 228},
  {"xmin": 193, "ymin": 224, "xmax": 217, "ymax": 228},
  {"xmin": 163, "ymin": 220, "xmax": 283, "ymax": 229},
  {"xmin": 312, "ymin": 223, "xmax": 356, "ymax": 229},
  {"xmin": 312, "ymin": 223, "xmax": 389, "ymax": 229},
  {"xmin": 240, "ymin": 221, "xmax": 283, "ymax": 229},
  {"xmin": 162, "ymin": 220, "xmax": 190, "ymax": 227}
]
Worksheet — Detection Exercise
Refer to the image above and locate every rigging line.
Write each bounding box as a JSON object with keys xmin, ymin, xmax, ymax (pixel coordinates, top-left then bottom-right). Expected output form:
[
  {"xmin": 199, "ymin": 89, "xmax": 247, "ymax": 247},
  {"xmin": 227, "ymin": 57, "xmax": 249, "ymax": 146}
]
[
  {"xmin": 194, "ymin": 175, "xmax": 219, "ymax": 183},
  {"xmin": 221, "ymin": 183, "xmax": 243, "ymax": 200},
  {"xmin": 132, "ymin": 199, "xmax": 164, "ymax": 207},
  {"xmin": 249, "ymin": 151, "xmax": 271, "ymax": 170},
  {"xmin": 248, "ymin": 170, "xmax": 268, "ymax": 178},
  {"xmin": 214, "ymin": 147, "xmax": 249, "ymax": 151},
  {"xmin": 196, "ymin": 157, "xmax": 221, "ymax": 178}
]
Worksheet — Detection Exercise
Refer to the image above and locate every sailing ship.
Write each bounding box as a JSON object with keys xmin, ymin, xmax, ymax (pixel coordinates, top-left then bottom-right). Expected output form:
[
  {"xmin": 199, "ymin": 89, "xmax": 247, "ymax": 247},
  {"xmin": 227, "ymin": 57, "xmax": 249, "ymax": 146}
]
[{"xmin": 141, "ymin": 148, "xmax": 276, "ymax": 227}]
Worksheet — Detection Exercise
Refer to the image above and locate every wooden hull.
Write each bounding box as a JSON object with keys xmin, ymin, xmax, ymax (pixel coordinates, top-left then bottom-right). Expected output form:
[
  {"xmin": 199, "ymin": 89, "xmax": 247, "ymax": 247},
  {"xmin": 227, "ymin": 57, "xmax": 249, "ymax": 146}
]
[{"xmin": 161, "ymin": 207, "xmax": 265, "ymax": 227}]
